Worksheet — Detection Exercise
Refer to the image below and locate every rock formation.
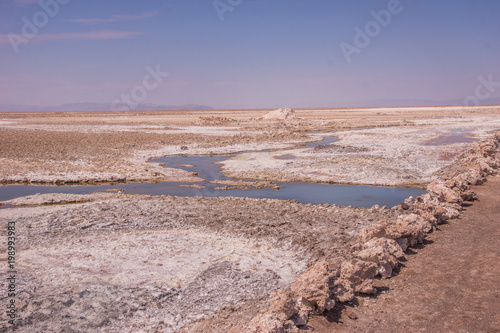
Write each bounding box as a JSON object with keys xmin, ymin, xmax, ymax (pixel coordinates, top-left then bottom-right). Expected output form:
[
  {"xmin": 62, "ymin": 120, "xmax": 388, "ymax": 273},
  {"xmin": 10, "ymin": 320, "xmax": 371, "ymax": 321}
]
[
  {"xmin": 262, "ymin": 108, "xmax": 297, "ymax": 121},
  {"xmin": 243, "ymin": 131, "xmax": 500, "ymax": 332}
]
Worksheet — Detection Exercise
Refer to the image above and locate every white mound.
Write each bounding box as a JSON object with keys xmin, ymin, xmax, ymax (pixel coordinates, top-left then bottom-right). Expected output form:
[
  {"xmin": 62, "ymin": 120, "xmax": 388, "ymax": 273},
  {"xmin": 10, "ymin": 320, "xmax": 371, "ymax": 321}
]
[{"xmin": 262, "ymin": 108, "xmax": 297, "ymax": 120}]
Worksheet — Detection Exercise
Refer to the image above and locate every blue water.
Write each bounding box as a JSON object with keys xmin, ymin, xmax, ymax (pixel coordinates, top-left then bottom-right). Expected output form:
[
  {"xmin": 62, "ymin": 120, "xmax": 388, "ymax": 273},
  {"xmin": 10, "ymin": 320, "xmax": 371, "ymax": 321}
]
[
  {"xmin": 425, "ymin": 129, "xmax": 478, "ymax": 145},
  {"xmin": 0, "ymin": 180, "xmax": 425, "ymax": 208},
  {"xmin": 303, "ymin": 136, "xmax": 340, "ymax": 148},
  {"xmin": 0, "ymin": 151, "xmax": 426, "ymax": 208},
  {"xmin": 0, "ymin": 130, "xmax": 427, "ymax": 208}
]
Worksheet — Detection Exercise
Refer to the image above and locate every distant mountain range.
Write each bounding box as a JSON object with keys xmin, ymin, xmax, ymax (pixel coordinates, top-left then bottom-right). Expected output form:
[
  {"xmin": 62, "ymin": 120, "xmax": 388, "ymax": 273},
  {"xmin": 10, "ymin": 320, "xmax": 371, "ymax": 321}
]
[
  {"xmin": 1, "ymin": 98, "xmax": 499, "ymax": 112},
  {"xmin": 0, "ymin": 103, "xmax": 214, "ymax": 112}
]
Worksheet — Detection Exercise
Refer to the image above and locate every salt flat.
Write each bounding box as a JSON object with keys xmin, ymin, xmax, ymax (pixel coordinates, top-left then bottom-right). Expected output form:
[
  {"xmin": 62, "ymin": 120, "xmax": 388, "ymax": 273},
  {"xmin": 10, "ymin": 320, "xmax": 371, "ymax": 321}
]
[{"xmin": 0, "ymin": 106, "xmax": 499, "ymax": 332}]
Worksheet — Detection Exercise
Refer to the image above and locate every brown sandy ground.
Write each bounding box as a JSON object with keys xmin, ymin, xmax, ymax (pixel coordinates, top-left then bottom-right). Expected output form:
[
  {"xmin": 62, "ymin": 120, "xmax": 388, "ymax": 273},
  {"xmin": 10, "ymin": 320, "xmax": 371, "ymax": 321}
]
[
  {"xmin": 0, "ymin": 111, "xmax": 310, "ymax": 183},
  {"xmin": 309, "ymin": 175, "xmax": 500, "ymax": 333}
]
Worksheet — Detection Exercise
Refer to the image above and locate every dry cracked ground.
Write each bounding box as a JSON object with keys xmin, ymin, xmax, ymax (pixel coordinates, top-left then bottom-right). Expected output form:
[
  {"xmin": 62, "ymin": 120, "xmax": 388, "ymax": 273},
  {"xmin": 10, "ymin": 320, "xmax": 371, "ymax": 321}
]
[{"xmin": 0, "ymin": 106, "xmax": 500, "ymax": 332}]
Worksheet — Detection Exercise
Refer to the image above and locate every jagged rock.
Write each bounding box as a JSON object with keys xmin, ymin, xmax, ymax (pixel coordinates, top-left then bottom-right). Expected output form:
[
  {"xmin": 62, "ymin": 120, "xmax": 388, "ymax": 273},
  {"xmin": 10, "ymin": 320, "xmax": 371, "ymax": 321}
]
[
  {"xmin": 401, "ymin": 196, "xmax": 413, "ymax": 210},
  {"xmin": 427, "ymin": 180, "xmax": 463, "ymax": 204},
  {"xmin": 412, "ymin": 194, "xmax": 448, "ymax": 224},
  {"xmin": 382, "ymin": 214, "xmax": 429, "ymax": 246},
  {"xmin": 291, "ymin": 261, "xmax": 335, "ymax": 314},
  {"xmin": 331, "ymin": 279, "xmax": 355, "ymax": 303},
  {"xmin": 352, "ymin": 238, "xmax": 406, "ymax": 278},
  {"xmin": 413, "ymin": 190, "xmax": 462, "ymax": 222},
  {"xmin": 283, "ymin": 321, "xmax": 301, "ymax": 333},
  {"xmin": 290, "ymin": 312, "xmax": 308, "ymax": 327},
  {"xmin": 269, "ymin": 289, "xmax": 299, "ymax": 322},
  {"xmin": 483, "ymin": 156, "xmax": 499, "ymax": 168},
  {"xmin": 477, "ymin": 160, "xmax": 494, "ymax": 175},
  {"xmin": 359, "ymin": 214, "xmax": 430, "ymax": 248},
  {"xmin": 477, "ymin": 141, "xmax": 498, "ymax": 157},
  {"xmin": 441, "ymin": 203, "xmax": 462, "ymax": 220},
  {"xmin": 458, "ymin": 170, "xmax": 484, "ymax": 185},
  {"xmin": 391, "ymin": 214, "xmax": 429, "ymax": 246},
  {"xmin": 445, "ymin": 177, "xmax": 470, "ymax": 192},
  {"xmin": 339, "ymin": 259, "xmax": 378, "ymax": 294},
  {"xmin": 460, "ymin": 190, "xmax": 478, "ymax": 201},
  {"xmin": 243, "ymin": 290, "xmax": 302, "ymax": 333},
  {"xmin": 358, "ymin": 221, "xmax": 388, "ymax": 243},
  {"xmin": 245, "ymin": 262, "xmax": 337, "ymax": 333},
  {"xmin": 416, "ymin": 209, "xmax": 439, "ymax": 226},
  {"xmin": 465, "ymin": 169, "xmax": 485, "ymax": 185},
  {"xmin": 395, "ymin": 238, "xmax": 409, "ymax": 252},
  {"xmin": 356, "ymin": 279, "xmax": 378, "ymax": 294}
]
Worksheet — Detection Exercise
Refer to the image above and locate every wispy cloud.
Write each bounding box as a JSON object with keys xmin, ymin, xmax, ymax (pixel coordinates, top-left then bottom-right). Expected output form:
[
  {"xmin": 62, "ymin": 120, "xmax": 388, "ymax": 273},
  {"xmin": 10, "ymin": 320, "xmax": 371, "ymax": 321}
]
[
  {"xmin": 67, "ymin": 12, "xmax": 157, "ymax": 24},
  {"xmin": 0, "ymin": 30, "xmax": 143, "ymax": 44},
  {"xmin": 37, "ymin": 30, "xmax": 143, "ymax": 41}
]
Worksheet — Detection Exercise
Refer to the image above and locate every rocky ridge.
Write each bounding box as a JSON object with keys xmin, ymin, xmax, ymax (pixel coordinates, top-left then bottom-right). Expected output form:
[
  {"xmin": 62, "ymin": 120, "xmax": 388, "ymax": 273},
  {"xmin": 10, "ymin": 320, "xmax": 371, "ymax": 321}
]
[{"xmin": 238, "ymin": 132, "xmax": 500, "ymax": 332}]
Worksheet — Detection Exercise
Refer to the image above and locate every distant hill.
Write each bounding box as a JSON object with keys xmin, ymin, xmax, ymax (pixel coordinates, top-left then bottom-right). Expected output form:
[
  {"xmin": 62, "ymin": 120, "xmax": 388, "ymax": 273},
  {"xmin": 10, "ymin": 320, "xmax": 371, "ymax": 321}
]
[
  {"xmin": 1, "ymin": 99, "xmax": 499, "ymax": 112},
  {"xmin": 0, "ymin": 103, "xmax": 214, "ymax": 112}
]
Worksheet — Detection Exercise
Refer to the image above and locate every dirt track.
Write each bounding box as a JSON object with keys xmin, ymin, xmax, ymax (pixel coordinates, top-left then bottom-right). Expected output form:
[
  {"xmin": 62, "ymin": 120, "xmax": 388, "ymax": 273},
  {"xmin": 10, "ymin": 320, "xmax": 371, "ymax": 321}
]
[{"xmin": 310, "ymin": 175, "xmax": 500, "ymax": 332}]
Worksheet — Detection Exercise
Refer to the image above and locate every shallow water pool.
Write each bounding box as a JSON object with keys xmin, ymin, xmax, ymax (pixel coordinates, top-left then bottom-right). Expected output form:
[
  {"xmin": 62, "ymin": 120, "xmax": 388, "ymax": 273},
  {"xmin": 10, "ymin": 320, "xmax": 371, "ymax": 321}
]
[{"xmin": 0, "ymin": 152, "xmax": 426, "ymax": 208}]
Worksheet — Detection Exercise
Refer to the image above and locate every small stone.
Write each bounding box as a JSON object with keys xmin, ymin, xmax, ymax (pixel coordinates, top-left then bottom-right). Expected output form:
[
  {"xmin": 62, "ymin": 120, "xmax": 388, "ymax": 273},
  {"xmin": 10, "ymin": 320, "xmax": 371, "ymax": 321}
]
[{"xmin": 345, "ymin": 309, "xmax": 358, "ymax": 320}]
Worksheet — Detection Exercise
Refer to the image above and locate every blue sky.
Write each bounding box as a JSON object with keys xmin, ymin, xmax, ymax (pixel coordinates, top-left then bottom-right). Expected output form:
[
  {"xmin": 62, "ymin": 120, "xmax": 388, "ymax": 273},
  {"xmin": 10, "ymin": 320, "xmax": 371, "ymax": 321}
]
[{"xmin": 1, "ymin": 0, "xmax": 499, "ymax": 109}]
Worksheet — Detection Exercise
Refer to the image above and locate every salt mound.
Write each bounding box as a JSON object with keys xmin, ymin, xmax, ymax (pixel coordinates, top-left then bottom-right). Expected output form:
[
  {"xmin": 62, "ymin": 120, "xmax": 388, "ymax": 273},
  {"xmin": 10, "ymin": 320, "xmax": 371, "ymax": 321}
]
[{"xmin": 262, "ymin": 108, "xmax": 296, "ymax": 120}]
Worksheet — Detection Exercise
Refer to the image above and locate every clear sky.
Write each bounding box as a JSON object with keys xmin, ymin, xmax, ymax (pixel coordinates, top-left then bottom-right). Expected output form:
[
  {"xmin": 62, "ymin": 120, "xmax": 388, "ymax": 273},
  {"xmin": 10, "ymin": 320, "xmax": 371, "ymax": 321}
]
[{"xmin": 1, "ymin": 0, "xmax": 499, "ymax": 109}]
